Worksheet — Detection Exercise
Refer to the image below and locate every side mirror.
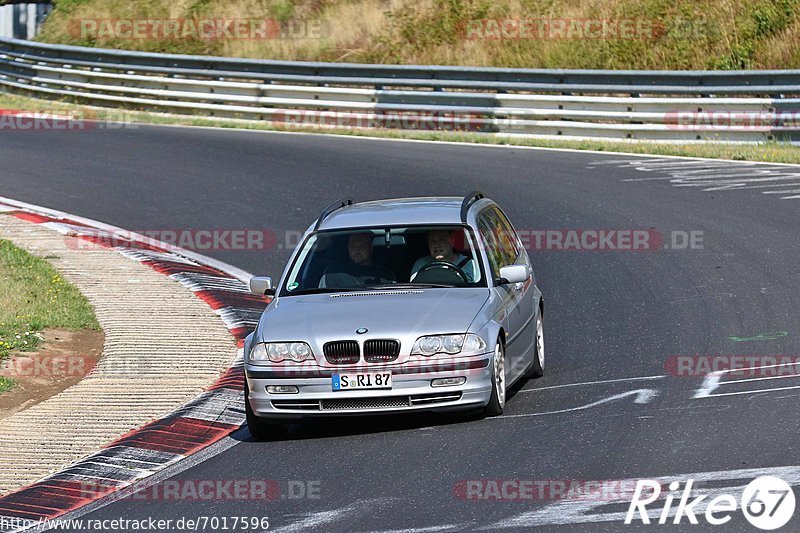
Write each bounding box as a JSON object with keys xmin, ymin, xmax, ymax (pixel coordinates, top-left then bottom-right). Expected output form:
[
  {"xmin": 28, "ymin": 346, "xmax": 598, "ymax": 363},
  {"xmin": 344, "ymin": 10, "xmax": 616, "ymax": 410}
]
[
  {"xmin": 249, "ymin": 276, "xmax": 275, "ymax": 296},
  {"xmin": 497, "ymin": 265, "xmax": 529, "ymax": 285}
]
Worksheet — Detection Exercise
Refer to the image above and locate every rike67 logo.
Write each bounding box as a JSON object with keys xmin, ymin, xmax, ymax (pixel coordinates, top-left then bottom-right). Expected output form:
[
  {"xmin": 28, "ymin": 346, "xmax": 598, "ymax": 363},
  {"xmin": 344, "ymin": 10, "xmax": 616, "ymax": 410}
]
[{"xmin": 625, "ymin": 476, "xmax": 795, "ymax": 530}]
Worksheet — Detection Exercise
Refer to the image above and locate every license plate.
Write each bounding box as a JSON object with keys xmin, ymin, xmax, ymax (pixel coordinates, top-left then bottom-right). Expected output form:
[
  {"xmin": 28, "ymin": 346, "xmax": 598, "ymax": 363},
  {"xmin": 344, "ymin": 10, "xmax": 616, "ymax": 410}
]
[{"xmin": 332, "ymin": 372, "xmax": 392, "ymax": 391}]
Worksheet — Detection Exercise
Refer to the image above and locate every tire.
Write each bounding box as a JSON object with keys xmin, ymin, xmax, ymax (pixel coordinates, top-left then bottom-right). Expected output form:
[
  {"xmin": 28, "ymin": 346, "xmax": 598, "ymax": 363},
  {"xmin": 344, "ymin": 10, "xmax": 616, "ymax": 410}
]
[
  {"xmin": 482, "ymin": 340, "xmax": 506, "ymax": 417},
  {"xmin": 244, "ymin": 380, "xmax": 288, "ymax": 441},
  {"xmin": 526, "ymin": 311, "xmax": 545, "ymax": 379}
]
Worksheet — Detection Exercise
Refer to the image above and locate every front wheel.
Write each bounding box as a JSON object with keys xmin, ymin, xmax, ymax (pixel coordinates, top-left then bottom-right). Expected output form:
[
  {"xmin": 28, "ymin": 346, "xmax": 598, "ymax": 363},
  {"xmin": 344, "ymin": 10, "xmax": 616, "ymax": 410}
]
[
  {"xmin": 244, "ymin": 381, "xmax": 288, "ymax": 441},
  {"xmin": 482, "ymin": 340, "xmax": 506, "ymax": 417}
]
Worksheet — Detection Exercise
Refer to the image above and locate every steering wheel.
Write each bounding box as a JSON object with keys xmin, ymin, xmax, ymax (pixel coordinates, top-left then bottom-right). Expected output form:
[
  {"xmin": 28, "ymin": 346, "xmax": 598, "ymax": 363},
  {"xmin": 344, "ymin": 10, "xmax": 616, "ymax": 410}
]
[{"xmin": 416, "ymin": 260, "xmax": 469, "ymax": 283}]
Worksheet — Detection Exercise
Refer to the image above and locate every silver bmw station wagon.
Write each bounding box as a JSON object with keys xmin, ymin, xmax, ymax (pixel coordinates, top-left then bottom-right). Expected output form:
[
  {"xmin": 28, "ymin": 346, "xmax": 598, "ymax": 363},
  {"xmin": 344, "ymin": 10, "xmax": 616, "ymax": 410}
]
[{"xmin": 244, "ymin": 192, "xmax": 544, "ymax": 439}]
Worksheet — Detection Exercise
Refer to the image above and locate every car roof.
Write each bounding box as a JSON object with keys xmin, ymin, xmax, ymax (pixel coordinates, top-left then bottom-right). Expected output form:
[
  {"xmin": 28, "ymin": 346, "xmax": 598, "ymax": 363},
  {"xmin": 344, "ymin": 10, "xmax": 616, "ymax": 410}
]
[{"xmin": 316, "ymin": 196, "xmax": 492, "ymax": 231}]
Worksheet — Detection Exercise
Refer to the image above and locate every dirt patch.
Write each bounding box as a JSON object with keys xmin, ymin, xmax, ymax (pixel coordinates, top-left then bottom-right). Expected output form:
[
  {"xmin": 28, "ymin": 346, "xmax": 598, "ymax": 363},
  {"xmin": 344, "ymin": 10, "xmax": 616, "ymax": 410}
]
[{"xmin": 0, "ymin": 328, "xmax": 104, "ymax": 420}]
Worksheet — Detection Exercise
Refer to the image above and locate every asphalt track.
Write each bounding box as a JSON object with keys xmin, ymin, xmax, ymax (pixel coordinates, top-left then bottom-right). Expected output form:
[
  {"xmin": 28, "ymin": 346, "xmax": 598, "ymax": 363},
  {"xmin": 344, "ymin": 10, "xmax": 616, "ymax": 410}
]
[{"xmin": 1, "ymin": 126, "xmax": 799, "ymax": 532}]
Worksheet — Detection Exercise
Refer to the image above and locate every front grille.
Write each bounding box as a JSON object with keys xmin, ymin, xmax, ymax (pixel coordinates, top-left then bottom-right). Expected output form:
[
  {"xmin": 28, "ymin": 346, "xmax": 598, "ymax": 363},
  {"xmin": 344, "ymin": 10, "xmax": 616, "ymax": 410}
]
[
  {"xmin": 272, "ymin": 393, "xmax": 464, "ymax": 412},
  {"xmin": 323, "ymin": 340, "xmax": 360, "ymax": 364},
  {"xmin": 272, "ymin": 399, "xmax": 320, "ymax": 410},
  {"xmin": 363, "ymin": 339, "xmax": 400, "ymax": 363},
  {"xmin": 409, "ymin": 392, "xmax": 462, "ymax": 405},
  {"xmin": 321, "ymin": 396, "xmax": 410, "ymax": 410}
]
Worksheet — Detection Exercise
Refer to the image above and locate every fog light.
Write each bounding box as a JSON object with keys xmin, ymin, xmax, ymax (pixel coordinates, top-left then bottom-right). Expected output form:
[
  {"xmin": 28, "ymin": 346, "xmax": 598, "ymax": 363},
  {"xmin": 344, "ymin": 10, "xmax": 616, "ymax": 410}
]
[
  {"xmin": 431, "ymin": 377, "xmax": 466, "ymax": 387},
  {"xmin": 266, "ymin": 385, "xmax": 299, "ymax": 394}
]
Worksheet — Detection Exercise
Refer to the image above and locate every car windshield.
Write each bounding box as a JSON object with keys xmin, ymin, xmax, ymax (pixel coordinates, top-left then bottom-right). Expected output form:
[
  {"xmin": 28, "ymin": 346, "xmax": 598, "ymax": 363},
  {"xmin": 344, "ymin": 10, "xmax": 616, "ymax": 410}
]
[{"xmin": 281, "ymin": 226, "xmax": 486, "ymax": 295}]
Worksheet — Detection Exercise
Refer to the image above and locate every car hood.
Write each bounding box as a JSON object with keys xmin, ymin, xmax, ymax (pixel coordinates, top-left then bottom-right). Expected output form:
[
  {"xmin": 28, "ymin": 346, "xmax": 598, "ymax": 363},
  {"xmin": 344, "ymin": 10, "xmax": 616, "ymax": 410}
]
[{"xmin": 257, "ymin": 288, "xmax": 490, "ymax": 348}]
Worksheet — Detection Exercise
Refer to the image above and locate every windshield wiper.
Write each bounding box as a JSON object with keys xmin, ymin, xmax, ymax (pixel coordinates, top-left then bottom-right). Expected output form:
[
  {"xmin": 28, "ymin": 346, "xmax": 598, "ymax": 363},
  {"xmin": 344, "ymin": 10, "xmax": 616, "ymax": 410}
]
[
  {"xmin": 285, "ymin": 287, "xmax": 366, "ymax": 295},
  {"xmin": 366, "ymin": 283, "xmax": 455, "ymax": 290}
]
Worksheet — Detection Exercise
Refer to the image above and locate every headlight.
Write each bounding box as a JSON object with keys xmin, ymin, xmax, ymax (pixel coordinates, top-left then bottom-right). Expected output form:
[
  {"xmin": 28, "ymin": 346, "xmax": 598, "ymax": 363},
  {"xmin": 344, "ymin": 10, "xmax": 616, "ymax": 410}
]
[
  {"xmin": 462, "ymin": 334, "xmax": 487, "ymax": 353},
  {"xmin": 250, "ymin": 342, "xmax": 313, "ymax": 364},
  {"xmin": 411, "ymin": 334, "xmax": 485, "ymax": 356}
]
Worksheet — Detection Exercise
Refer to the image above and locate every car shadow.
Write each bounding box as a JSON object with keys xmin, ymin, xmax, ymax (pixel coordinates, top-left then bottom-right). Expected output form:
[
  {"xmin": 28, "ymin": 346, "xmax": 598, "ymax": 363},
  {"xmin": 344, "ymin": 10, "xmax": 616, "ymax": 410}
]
[{"xmin": 233, "ymin": 410, "xmax": 480, "ymax": 443}]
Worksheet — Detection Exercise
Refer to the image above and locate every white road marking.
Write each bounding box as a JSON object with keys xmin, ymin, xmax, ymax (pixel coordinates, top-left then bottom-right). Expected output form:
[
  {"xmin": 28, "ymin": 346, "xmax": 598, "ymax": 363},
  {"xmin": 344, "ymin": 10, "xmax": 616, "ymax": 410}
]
[
  {"xmin": 498, "ymin": 389, "xmax": 658, "ymax": 419},
  {"xmin": 698, "ymin": 384, "xmax": 800, "ymax": 398},
  {"xmin": 764, "ymin": 188, "xmax": 800, "ymax": 194},
  {"xmin": 519, "ymin": 375, "xmax": 665, "ymax": 393},
  {"xmin": 673, "ymin": 168, "xmax": 786, "ymax": 178},
  {"xmin": 485, "ymin": 465, "xmax": 800, "ymax": 529},
  {"xmin": 596, "ymin": 158, "xmax": 800, "ymax": 200},
  {"xmin": 616, "ymin": 160, "xmax": 738, "ymax": 170},
  {"xmin": 647, "ymin": 165, "xmax": 753, "ymax": 175},
  {"xmin": 621, "ymin": 165, "xmax": 744, "ymax": 181},
  {"xmin": 667, "ymin": 293, "xmax": 735, "ymax": 304},
  {"xmin": 270, "ymin": 499, "xmax": 394, "ymax": 533},
  {"xmin": 742, "ymin": 182, "xmax": 800, "ymax": 189},
  {"xmin": 268, "ymin": 509, "xmax": 352, "ymax": 533},
  {"xmin": 707, "ymin": 360, "xmax": 800, "ymax": 376},
  {"xmin": 694, "ymin": 361, "xmax": 800, "ymax": 399},
  {"xmin": 367, "ymin": 524, "xmax": 469, "ymax": 533},
  {"xmin": 700, "ymin": 180, "xmax": 800, "ymax": 192},
  {"xmin": 677, "ymin": 173, "xmax": 800, "ymax": 187},
  {"xmin": 717, "ymin": 372, "xmax": 800, "ymax": 386}
]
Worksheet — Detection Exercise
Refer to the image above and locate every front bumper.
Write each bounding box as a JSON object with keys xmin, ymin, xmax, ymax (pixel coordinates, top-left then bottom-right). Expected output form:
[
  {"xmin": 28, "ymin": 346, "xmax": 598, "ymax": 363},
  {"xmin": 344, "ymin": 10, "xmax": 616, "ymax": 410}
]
[{"xmin": 245, "ymin": 355, "xmax": 493, "ymax": 420}]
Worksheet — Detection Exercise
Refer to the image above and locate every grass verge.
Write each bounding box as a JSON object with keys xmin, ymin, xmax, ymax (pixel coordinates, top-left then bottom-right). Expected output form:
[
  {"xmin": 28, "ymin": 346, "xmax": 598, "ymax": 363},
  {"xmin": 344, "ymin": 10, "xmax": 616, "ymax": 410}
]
[
  {"xmin": 0, "ymin": 236, "xmax": 100, "ymax": 394},
  {"xmin": 33, "ymin": 0, "xmax": 800, "ymax": 70},
  {"xmin": 0, "ymin": 90, "xmax": 799, "ymax": 164}
]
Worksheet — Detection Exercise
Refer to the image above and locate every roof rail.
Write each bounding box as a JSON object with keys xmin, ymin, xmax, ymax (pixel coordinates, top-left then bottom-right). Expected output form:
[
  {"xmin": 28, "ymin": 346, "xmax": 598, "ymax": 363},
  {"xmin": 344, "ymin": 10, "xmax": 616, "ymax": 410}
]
[
  {"xmin": 460, "ymin": 191, "xmax": 485, "ymax": 223},
  {"xmin": 314, "ymin": 197, "xmax": 353, "ymax": 231}
]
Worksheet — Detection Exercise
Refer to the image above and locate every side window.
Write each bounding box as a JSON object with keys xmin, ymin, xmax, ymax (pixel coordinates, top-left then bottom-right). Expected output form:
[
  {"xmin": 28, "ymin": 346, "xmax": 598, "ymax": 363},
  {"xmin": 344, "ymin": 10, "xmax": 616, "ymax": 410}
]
[
  {"xmin": 478, "ymin": 213, "xmax": 502, "ymax": 278},
  {"xmin": 493, "ymin": 207, "xmax": 522, "ymax": 263},
  {"xmin": 477, "ymin": 207, "xmax": 519, "ymax": 278}
]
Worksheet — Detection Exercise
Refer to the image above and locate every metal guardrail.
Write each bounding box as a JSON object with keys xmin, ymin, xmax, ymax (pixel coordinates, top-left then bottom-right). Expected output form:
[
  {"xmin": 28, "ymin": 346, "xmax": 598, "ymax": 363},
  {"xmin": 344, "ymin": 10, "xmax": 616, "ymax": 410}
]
[{"xmin": 1, "ymin": 36, "xmax": 799, "ymax": 142}]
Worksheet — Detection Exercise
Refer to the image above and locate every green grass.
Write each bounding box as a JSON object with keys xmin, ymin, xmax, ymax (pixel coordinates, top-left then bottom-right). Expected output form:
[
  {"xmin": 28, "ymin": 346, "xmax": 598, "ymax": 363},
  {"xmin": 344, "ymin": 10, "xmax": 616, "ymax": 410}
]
[
  {"xmin": 1, "ymin": 90, "xmax": 799, "ymax": 164},
  {"xmin": 0, "ymin": 376, "xmax": 14, "ymax": 393},
  {"xmin": 0, "ymin": 238, "xmax": 100, "ymax": 390},
  {"xmin": 31, "ymin": 0, "xmax": 800, "ymax": 69}
]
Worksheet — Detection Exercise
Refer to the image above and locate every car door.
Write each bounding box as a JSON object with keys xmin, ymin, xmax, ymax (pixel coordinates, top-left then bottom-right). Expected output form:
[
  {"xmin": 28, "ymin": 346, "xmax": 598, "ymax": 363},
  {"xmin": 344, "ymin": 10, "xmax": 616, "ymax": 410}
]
[
  {"xmin": 494, "ymin": 206, "xmax": 536, "ymax": 375},
  {"xmin": 477, "ymin": 206, "xmax": 535, "ymax": 377},
  {"xmin": 477, "ymin": 206, "xmax": 535, "ymax": 378}
]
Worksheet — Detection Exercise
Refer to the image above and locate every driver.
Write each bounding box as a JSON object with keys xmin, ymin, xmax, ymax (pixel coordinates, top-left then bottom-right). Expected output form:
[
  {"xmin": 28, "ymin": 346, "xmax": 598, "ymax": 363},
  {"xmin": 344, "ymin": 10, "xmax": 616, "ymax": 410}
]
[
  {"xmin": 319, "ymin": 232, "xmax": 396, "ymax": 288},
  {"xmin": 410, "ymin": 229, "xmax": 476, "ymax": 282}
]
